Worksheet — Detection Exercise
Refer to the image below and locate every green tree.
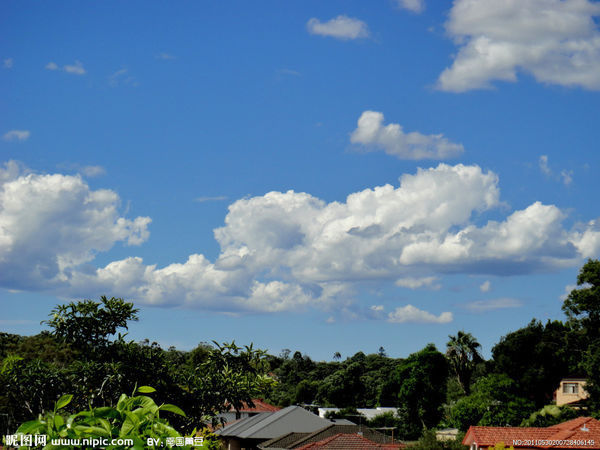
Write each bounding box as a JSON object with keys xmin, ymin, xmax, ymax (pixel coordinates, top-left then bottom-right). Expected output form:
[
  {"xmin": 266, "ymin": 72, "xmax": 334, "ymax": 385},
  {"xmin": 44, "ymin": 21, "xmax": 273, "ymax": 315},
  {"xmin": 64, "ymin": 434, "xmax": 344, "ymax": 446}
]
[
  {"xmin": 446, "ymin": 331, "xmax": 483, "ymax": 395},
  {"xmin": 395, "ymin": 344, "xmax": 448, "ymax": 439},
  {"xmin": 562, "ymin": 259, "xmax": 600, "ymax": 339}
]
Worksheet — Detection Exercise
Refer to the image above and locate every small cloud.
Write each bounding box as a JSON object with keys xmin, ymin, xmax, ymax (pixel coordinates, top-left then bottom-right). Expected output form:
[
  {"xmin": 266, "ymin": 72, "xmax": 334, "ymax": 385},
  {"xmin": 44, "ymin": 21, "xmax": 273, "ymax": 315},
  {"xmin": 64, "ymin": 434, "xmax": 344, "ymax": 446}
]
[
  {"xmin": 539, "ymin": 155, "xmax": 573, "ymax": 186},
  {"xmin": 3, "ymin": 130, "xmax": 30, "ymax": 142},
  {"xmin": 396, "ymin": 0, "xmax": 425, "ymax": 13},
  {"xmin": 463, "ymin": 297, "xmax": 522, "ymax": 313},
  {"xmin": 194, "ymin": 195, "xmax": 228, "ymax": 203},
  {"xmin": 277, "ymin": 68, "xmax": 302, "ymax": 77},
  {"xmin": 326, "ymin": 316, "xmax": 335, "ymax": 323},
  {"xmin": 3, "ymin": 58, "xmax": 13, "ymax": 69},
  {"xmin": 479, "ymin": 280, "xmax": 491, "ymax": 292},
  {"xmin": 109, "ymin": 68, "xmax": 138, "ymax": 87},
  {"xmin": 307, "ymin": 15, "xmax": 370, "ymax": 40},
  {"xmin": 351, "ymin": 110, "xmax": 464, "ymax": 160},
  {"xmin": 370, "ymin": 305, "xmax": 384, "ymax": 312},
  {"xmin": 396, "ymin": 276, "xmax": 440, "ymax": 290},
  {"xmin": 81, "ymin": 165, "xmax": 106, "ymax": 177},
  {"xmin": 45, "ymin": 60, "xmax": 86, "ymax": 75},
  {"xmin": 387, "ymin": 305, "xmax": 453, "ymax": 324},
  {"xmin": 561, "ymin": 283, "xmax": 592, "ymax": 301},
  {"xmin": 155, "ymin": 52, "xmax": 176, "ymax": 60},
  {"xmin": 63, "ymin": 60, "xmax": 86, "ymax": 75}
]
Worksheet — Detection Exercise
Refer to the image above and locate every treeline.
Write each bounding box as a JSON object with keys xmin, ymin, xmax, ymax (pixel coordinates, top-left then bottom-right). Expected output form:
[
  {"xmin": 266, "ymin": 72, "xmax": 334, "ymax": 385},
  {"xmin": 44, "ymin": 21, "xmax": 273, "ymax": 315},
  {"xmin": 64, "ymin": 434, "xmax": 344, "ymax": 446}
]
[{"xmin": 1, "ymin": 260, "xmax": 599, "ymax": 442}]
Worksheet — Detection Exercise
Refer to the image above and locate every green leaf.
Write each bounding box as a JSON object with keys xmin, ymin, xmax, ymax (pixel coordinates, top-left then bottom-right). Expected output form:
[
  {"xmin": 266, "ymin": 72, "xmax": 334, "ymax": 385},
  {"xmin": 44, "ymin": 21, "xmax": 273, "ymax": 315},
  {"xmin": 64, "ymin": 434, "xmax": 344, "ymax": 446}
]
[
  {"xmin": 136, "ymin": 386, "xmax": 156, "ymax": 393},
  {"xmin": 16, "ymin": 419, "xmax": 44, "ymax": 435},
  {"xmin": 56, "ymin": 394, "xmax": 73, "ymax": 410},
  {"xmin": 54, "ymin": 414, "xmax": 65, "ymax": 429},
  {"xmin": 159, "ymin": 404, "xmax": 187, "ymax": 417}
]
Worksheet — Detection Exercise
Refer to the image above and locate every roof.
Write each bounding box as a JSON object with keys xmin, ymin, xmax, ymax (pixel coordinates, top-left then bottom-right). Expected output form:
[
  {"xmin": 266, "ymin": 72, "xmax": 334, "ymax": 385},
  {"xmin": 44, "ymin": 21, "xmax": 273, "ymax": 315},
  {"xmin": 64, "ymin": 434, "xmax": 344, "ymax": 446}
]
[
  {"xmin": 295, "ymin": 433, "xmax": 404, "ymax": 449},
  {"xmin": 259, "ymin": 424, "xmax": 397, "ymax": 449},
  {"xmin": 237, "ymin": 399, "xmax": 281, "ymax": 413},
  {"xmin": 463, "ymin": 417, "xmax": 600, "ymax": 449},
  {"xmin": 216, "ymin": 405, "xmax": 332, "ymax": 440}
]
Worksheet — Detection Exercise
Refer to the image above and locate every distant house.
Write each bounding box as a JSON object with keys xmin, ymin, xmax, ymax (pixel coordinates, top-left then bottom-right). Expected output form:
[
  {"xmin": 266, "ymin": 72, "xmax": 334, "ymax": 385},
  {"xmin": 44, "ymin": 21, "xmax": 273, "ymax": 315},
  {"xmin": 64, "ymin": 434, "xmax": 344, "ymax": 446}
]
[
  {"xmin": 259, "ymin": 423, "xmax": 400, "ymax": 449},
  {"xmin": 294, "ymin": 433, "xmax": 405, "ymax": 449},
  {"xmin": 317, "ymin": 407, "xmax": 398, "ymax": 421},
  {"xmin": 218, "ymin": 399, "xmax": 282, "ymax": 424},
  {"xmin": 463, "ymin": 416, "xmax": 600, "ymax": 449},
  {"xmin": 554, "ymin": 378, "xmax": 589, "ymax": 407},
  {"xmin": 216, "ymin": 405, "xmax": 337, "ymax": 450}
]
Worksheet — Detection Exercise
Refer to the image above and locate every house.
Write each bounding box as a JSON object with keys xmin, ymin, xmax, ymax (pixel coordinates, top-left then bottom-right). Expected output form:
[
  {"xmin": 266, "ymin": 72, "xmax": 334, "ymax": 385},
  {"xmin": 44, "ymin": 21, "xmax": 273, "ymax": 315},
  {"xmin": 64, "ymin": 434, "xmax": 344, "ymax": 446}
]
[
  {"xmin": 294, "ymin": 433, "xmax": 405, "ymax": 449},
  {"xmin": 554, "ymin": 378, "xmax": 589, "ymax": 407},
  {"xmin": 218, "ymin": 399, "xmax": 282, "ymax": 424},
  {"xmin": 259, "ymin": 423, "xmax": 400, "ymax": 449},
  {"xmin": 216, "ymin": 405, "xmax": 338, "ymax": 450},
  {"xmin": 462, "ymin": 416, "xmax": 600, "ymax": 449}
]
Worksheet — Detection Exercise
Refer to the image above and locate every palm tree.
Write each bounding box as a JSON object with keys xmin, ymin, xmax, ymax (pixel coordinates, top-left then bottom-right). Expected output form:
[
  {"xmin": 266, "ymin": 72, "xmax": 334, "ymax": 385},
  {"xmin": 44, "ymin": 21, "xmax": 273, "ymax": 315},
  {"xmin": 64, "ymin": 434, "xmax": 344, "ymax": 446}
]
[
  {"xmin": 446, "ymin": 331, "xmax": 483, "ymax": 395},
  {"xmin": 333, "ymin": 351, "xmax": 341, "ymax": 361}
]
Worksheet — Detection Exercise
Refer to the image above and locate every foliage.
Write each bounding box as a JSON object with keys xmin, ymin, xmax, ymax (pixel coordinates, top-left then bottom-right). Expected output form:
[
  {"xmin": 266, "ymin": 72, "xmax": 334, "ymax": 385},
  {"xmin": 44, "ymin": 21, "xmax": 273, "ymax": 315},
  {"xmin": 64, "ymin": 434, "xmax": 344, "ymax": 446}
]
[
  {"xmin": 43, "ymin": 296, "xmax": 139, "ymax": 355},
  {"xmin": 410, "ymin": 429, "xmax": 466, "ymax": 450},
  {"xmin": 448, "ymin": 374, "xmax": 535, "ymax": 431},
  {"xmin": 521, "ymin": 404, "xmax": 581, "ymax": 427},
  {"xmin": 446, "ymin": 331, "xmax": 483, "ymax": 395},
  {"xmin": 8, "ymin": 387, "xmax": 212, "ymax": 449},
  {"xmin": 395, "ymin": 344, "xmax": 448, "ymax": 439}
]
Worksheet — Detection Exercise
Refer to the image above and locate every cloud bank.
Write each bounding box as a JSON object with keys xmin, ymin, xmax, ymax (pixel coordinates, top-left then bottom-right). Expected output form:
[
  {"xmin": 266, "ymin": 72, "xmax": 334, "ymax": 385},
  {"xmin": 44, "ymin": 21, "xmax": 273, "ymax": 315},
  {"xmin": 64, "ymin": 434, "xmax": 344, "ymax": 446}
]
[
  {"xmin": 438, "ymin": 0, "xmax": 600, "ymax": 92},
  {"xmin": 1, "ymin": 161, "xmax": 599, "ymax": 321}
]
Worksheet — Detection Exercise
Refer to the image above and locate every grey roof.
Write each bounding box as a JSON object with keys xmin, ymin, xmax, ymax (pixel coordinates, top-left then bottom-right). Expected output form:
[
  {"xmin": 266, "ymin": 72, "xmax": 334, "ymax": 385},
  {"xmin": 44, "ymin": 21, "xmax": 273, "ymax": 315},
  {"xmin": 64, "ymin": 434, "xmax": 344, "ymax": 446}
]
[
  {"xmin": 217, "ymin": 406, "xmax": 332, "ymax": 440},
  {"xmin": 258, "ymin": 432, "xmax": 310, "ymax": 449}
]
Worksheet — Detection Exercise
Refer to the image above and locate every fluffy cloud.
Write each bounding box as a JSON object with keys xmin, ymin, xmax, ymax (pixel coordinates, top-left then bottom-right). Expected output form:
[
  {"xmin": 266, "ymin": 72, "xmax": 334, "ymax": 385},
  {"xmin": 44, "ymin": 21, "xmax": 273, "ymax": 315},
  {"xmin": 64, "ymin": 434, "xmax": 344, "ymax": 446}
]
[
  {"xmin": 0, "ymin": 161, "xmax": 150, "ymax": 290},
  {"xmin": 438, "ymin": 0, "xmax": 600, "ymax": 92},
  {"xmin": 2, "ymin": 130, "xmax": 30, "ymax": 142},
  {"xmin": 46, "ymin": 61, "xmax": 86, "ymax": 75},
  {"xmin": 388, "ymin": 305, "xmax": 453, "ymax": 323},
  {"xmin": 351, "ymin": 111, "xmax": 464, "ymax": 160},
  {"xmin": 307, "ymin": 15, "xmax": 369, "ymax": 40},
  {"xmin": 396, "ymin": 0, "xmax": 425, "ymax": 13},
  {"xmin": 2, "ymin": 161, "xmax": 599, "ymax": 318}
]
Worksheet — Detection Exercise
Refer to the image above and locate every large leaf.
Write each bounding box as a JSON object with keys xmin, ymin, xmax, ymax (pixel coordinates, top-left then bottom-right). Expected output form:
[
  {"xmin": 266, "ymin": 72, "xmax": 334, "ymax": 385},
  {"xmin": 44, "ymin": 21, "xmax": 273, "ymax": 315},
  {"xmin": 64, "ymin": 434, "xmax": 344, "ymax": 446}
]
[
  {"xmin": 16, "ymin": 419, "xmax": 44, "ymax": 435},
  {"xmin": 56, "ymin": 394, "xmax": 73, "ymax": 410},
  {"xmin": 136, "ymin": 386, "xmax": 156, "ymax": 393},
  {"xmin": 159, "ymin": 404, "xmax": 186, "ymax": 417}
]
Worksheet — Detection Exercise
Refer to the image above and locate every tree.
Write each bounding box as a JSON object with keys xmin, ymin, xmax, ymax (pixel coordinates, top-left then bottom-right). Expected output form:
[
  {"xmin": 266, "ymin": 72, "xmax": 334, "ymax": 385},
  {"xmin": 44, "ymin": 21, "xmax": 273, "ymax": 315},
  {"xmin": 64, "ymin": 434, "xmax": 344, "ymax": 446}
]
[
  {"xmin": 562, "ymin": 259, "xmax": 600, "ymax": 339},
  {"xmin": 43, "ymin": 296, "xmax": 139, "ymax": 353},
  {"xmin": 446, "ymin": 331, "xmax": 483, "ymax": 395},
  {"xmin": 395, "ymin": 344, "xmax": 448, "ymax": 439}
]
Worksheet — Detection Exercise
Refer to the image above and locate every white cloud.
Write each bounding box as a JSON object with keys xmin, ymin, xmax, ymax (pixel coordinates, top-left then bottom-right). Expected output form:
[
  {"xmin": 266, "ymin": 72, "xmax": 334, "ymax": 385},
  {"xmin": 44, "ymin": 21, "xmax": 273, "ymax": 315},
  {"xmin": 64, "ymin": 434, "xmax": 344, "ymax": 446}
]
[
  {"xmin": 0, "ymin": 161, "xmax": 150, "ymax": 290},
  {"xmin": 3, "ymin": 130, "xmax": 30, "ymax": 142},
  {"xmin": 479, "ymin": 280, "xmax": 491, "ymax": 292},
  {"xmin": 81, "ymin": 165, "xmax": 106, "ymax": 177},
  {"xmin": 388, "ymin": 305, "xmax": 453, "ymax": 324},
  {"xmin": 194, "ymin": 196, "xmax": 228, "ymax": 203},
  {"xmin": 45, "ymin": 61, "xmax": 86, "ymax": 75},
  {"xmin": 3, "ymin": 58, "xmax": 13, "ymax": 69},
  {"xmin": 155, "ymin": 52, "xmax": 176, "ymax": 60},
  {"xmin": 1, "ymin": 161, "xmax": 599, "ymax": 317},
  {"xmin": 463, "ymin": 297, "xmax": 522, "ymax": 312},
  {"xmin": 438, "ymin": 0, "xmax": 600, "ymax": 92},
  {"xmin": 350, "ymin": 111, "xmax": 464, "ymax": 160},
  {"xmin": 370, "ymin": 305, "xmax": 385, "ymax": 312},
  {"xmin": 396, "ymin": 0, "xmax": 425, "ymax": 13},
  {"xmin": 396, "ymin": 276, "xmax": 440, "ymax": 290},
  {"xmin": 307, "ymin": 15, "xmax": 370, "ymax": 40},
  {"xmin": 109, "ymin": 68, "xmax": 137, "ymax": 87},
  {"xmin": 539, "ymin": 155, "xmax": 573, "ymax": 186}
]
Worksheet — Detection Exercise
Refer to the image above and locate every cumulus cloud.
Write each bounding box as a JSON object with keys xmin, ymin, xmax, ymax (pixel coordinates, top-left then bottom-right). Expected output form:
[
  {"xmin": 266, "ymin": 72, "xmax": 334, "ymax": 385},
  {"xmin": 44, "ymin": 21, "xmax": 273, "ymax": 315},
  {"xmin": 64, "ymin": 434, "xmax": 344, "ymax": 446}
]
[
  {"xmin": 462, "ymin": 297, "xmax": 522, "ymax": 312},
  {"xmin": 396, "ymin": 0, "xmax": 425, "ymax": 13},
  {"xmin": 46, "ymin": 60, "xmax": 86, "ymax": 75},
  {"xmin": 307, "ymin": 15, "xmax": 370, "ymax": 40},
  {"xmin": 1, "ymin": 161, "xmax": 599, "ymax": 318},
  {"xmin": 350, "ymin": 111, "xmax": 464, "ymax": 160},
  {"xmin": 3, "ymin": 130, "xmax": 30, "ymax": 142},
  {"xmin": 0, "ymin": 161, "xmax": 150, "ymax": 290},
  {"xmin": 388, "ymin": 305, "xmax": 453, "ymax": 323},
  {"xmin": 438, "ymin": 0, "xmax": 600, "ymax": 92}
]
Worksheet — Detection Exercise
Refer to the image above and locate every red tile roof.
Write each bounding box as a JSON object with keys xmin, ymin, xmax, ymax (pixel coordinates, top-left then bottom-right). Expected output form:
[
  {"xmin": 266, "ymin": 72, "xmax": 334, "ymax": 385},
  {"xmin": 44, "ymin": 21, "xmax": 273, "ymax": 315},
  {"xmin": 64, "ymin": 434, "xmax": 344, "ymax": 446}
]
[
  {"xmin": 296, "ymin": 433, "xmax": 405, "ymax": 449},
  {"xmin": 463, "ymin": 417, "xmax": 600, "ymax": 449},
  {"xmin": 238, "ymin": 399, "xmax": 281, "ymax": 413}
]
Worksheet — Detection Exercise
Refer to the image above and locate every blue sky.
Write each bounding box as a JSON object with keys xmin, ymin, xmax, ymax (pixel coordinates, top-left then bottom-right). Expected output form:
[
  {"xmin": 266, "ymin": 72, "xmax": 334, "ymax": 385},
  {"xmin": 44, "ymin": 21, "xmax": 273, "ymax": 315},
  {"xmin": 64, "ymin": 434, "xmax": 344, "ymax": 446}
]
[{"xmin": 2, "ymin": 0, "xmax": 600, "ymax": 361}]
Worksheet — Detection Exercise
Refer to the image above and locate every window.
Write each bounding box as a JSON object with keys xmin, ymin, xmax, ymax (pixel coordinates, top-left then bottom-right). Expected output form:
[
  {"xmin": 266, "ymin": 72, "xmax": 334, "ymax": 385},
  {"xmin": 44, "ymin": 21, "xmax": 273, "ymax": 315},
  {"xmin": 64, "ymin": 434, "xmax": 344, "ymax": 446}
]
[{"xmin": 563, "ymin": 383, "xmax": 579, "ymax": 394}]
